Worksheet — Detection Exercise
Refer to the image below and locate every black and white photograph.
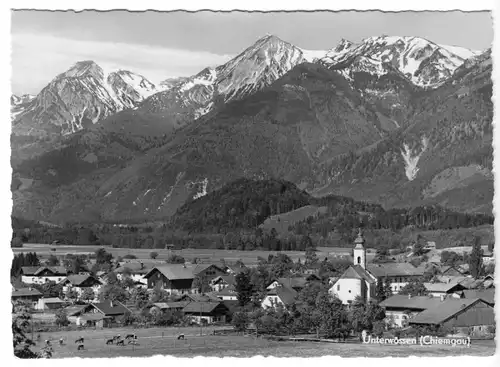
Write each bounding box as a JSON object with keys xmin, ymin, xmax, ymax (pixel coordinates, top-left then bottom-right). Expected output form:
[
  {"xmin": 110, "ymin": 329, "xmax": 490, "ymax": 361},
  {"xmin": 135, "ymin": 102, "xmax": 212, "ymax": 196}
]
[{"xmin": 7, "ymin": 2, "xmax": 497, "ymax": 360}]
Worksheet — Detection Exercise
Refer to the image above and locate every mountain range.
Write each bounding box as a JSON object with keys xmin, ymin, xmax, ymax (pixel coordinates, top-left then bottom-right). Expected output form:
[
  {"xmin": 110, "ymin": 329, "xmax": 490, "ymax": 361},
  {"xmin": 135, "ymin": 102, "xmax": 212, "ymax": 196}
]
[{"xmin": 11, "ymin": 34, "xmax": 492, "ymax": 224}]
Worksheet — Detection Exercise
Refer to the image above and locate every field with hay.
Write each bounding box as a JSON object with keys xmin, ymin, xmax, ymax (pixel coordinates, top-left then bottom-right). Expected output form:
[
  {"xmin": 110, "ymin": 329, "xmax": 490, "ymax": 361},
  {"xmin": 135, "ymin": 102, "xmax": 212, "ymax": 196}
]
[{"xmin": 32, "ymin": 327, "xmax": 495, "ymax": 358}]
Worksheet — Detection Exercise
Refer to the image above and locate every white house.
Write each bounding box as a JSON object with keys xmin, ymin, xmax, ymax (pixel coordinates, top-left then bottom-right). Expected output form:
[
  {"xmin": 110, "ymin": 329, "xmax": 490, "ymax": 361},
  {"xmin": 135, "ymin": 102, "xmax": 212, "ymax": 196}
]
[
  {"xmin": 20, "ymin": 266, "xmax": 67, "ymax": 285},
  {"xmin": 60, "ymin": 274, "xmax": 102, "ymax": 300},
  {"xmin": 261, "ymin": 285, "xmax": 298, "ymax": 309},
  {"xmin": 212, "ymin": 285, "xmax": 238, "ymax": 301}
]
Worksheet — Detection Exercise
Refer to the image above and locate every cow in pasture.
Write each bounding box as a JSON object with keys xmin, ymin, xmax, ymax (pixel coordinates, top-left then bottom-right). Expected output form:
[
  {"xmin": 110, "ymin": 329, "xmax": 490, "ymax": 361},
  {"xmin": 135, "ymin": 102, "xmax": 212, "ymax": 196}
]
[
  {"xmin": 77, "ymin": 345, "xmax": 84, "ymax": 351},
  {"xmin": 125, "ymin": 334, "xmax": 136, "ymax": 340},
  {"xmin": 116, "ymin": 339, "xmax": 125, "ymax": 346},
  {"xmin": 59, "ymin": 338, "xmax": 64, "ymax": 346},
  {"xmin": 75, "ymin": 337, "xmax": 84, "ymax": 344},
  {"xmin": 106, "ymin": 338, "xmax": 114, "ymax": 345},
  {"xmin": 177, "ymin": 334, "xmax": 185, "ymax": 340}
]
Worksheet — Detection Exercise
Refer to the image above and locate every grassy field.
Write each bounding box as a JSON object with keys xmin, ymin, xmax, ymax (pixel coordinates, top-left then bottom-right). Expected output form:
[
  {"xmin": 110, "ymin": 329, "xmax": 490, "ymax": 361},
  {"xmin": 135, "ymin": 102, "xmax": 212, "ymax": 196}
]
[
  {"xmin": 32, "ymin": 327, "xmax": 495, "ymax": 358},
  {"xmin": 12, "ymin": 244, "xmax": 360, "ymax": 265}
]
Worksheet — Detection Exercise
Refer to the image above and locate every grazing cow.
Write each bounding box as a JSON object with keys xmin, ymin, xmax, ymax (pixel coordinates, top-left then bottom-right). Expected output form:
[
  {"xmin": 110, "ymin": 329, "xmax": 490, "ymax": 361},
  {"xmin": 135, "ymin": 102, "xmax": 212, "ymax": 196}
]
[
  {"xmin": 177, "ymin": 334, "xmax": 185, "ymax": 340},
  {"xmin": 45, "ymin": 340, "xmax": 51, "ymax": 346},
  {"xmin": 75, "ymin": 337, "xmax": 84, "ymax": 344},
  {"xmin": 125, "ymin": 334, "xmax": 136, "ymax": 340},
  {"xmin": 113, "ymin": 335, "xmax": 121, "ymax": 342},
  {"xmin": 116, "ymin": 340, "xmax": 125, "ymax": 346},
  {"xmin": 59, "ymin": 338, "xmax": 64, "ymax": 346},
  {"xmin": 106, "ymin": 338, "xmax": 114, "ymax": 345},
  {"xmin": 128, "ymin": 339, "xmax": 138, "ymax": 345},
  {"xmin": 77, "ymin": 345, "xmax": 84, "ymax": 351}
]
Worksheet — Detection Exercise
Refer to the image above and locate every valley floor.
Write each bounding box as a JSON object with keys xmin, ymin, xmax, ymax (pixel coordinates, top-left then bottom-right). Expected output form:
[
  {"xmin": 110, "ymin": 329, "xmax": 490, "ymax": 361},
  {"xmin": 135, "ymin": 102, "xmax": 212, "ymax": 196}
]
[{"xmin": 33, "ymin": 327, "xmax": 495, "ymax": 358}]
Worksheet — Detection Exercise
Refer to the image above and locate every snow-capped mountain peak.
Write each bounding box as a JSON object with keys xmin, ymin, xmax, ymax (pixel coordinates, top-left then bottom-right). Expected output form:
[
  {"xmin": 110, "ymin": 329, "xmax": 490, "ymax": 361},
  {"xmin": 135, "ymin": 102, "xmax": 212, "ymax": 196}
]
[
  {"xmin": 320, "ymin": 35, "xmax": 478, "ymax": 88},
  {"xmin": 12, "ymin": 60, "xmax": 161, "ymax": 135}
]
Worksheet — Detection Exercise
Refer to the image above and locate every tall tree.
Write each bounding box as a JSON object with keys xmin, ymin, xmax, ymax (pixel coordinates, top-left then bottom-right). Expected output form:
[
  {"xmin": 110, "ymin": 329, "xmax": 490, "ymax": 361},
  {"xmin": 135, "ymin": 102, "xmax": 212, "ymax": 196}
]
[
  {"xmin": 235, "ymin": 270, "xmax": 254, "ymax": 307},
  {"xmin": 469, "ymin": 237, "xmax": 484, "ymax": 278}
]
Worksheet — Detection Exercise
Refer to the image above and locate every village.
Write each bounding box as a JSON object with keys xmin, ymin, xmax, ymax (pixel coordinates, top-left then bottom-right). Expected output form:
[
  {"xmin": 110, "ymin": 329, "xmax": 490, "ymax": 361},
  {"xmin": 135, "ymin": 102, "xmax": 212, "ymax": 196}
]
[{"xmin": 11, "ymin": 229, "xmax": 496, "ymax": 357}]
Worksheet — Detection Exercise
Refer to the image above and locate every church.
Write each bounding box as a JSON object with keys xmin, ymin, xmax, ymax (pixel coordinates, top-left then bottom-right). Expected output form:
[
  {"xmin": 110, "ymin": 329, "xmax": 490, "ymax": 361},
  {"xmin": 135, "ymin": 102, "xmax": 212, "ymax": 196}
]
[{"xmin": 329, "ymin": 229, "xmax": 425, "ymax": 305}]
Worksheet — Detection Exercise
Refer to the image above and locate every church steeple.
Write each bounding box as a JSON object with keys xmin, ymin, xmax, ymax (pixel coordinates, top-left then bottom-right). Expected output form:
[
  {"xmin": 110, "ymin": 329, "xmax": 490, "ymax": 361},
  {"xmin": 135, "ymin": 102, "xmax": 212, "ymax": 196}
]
[{"xmin": 353, "ymin": 228, "xmax": 366, "ymax": 269}]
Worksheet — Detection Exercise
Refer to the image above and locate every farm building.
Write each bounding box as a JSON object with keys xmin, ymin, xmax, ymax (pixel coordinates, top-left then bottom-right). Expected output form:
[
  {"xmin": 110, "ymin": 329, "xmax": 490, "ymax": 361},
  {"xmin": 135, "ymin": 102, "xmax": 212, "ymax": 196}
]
[
  {"xmin": 143, "ymin": 263, "xmax": 225, "ymax": 295},
  {"xmin": 64, "ymin": 304, "xmax": 91, "ymax": 324},
  {"xmin": 20, "ymin": 266, "xmax": 67, "ymax": 285},
  {"xmin": 409, "ymin": 298, "xmax": 495, "ymax": 336},
  {"xmin": 182, "ymin": 301, "xmax": 230, "ymax": 324},
  {"xmin": 60, "ymin": 274, "xmax": 102, "ymax": 300},
  {"xmin": 262, "ymin": 284, "xmax": 298, "ymax": 309},
  {"xmin": 225, "ymin": 263, "xmax": 247, "ymax": 275},
  {"xmin": 35, "ymin": 297, "xmax": 66, "ymax": 311},
  {"xmin": 144, "ymin": 264, "xmax": 195, "ymax": 294},
  {"xmin": 76, "ymin": 300, "xmax": 131, "ymax": 327},
  {"xmin": 379, "ymin": 294, "xmax": 446, "ymax": 328},
  {"xmin": 11, "ymin": 287, "xmax": 43, "ymax": 307},
  {"xmin": 440, "ymin": 265, "xmax": 467, "ymax": 277},
  {"xmin": 423, "ymin": 282, "xmax": 466, "ymax": 298},
  {"xmin": 151, "ymin": 301, "xmax": 190, "ymax": 313}
]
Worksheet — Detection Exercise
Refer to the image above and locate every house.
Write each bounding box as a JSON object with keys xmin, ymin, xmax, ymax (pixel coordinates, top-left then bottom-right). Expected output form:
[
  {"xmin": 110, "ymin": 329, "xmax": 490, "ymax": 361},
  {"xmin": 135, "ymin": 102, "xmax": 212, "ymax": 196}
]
[
  {"xmin": 114, "ymin": 262, "xmax": 149, "ymax": 286},
  {"xmin": 151, "ymin": 301, "xmax": 190, "ymax": 313},
  {"xmin": 77, "ymin": 300, "xmax": 130, "ymax": 327},
  {"xmin": 423, "ymin": 282, "xmax": 466, "ymax": 298},
  {"xmin": 262, "ymin": 285, "xmax": 298, "ymax": 309},
  {"xmin": 380, "ymin": 294, "xmax": 446, "ymax": 328},
  {"xmin": 408, "ymin": 298, "xmax": 495, "ymax": 336},
  {"xmin": 210, "ymin": 275, "xmax": 236, "ymax": 292},
  {"xmin": 267, "ymin": 275, "xmax": 320, "ymax": 292},
  {"xmin": 212, "ymin": 285, "xmax": 238, "ymax": 301},
  {"xmin": 191, "ymin": 264, "xmax": 226, "ymax": 282},
  {"xmin": 440, "ymin": 265, "xmax": 466, "ymax": 277},
  {"xmin": 60, "ymin": 274, "xmax": 102, "ymax": 300},
  {"xmin": 11, "ymin": 287, "xmax": 43, "ymax": 307},
  {"xmin": 462, "ymin": 288, "xmax": 495, "ymax": 306},
  {"xmin": 64, "ymin": 304, "xmax": 91, "ymax": 324},
  {"xmin": 35, "ymin": 297, "xmax": 66, "ymax": 311},
  {"xmin": 143, "ymin": 263, "xmax": 225, "ymax": 295},
  {"xmin": 367, "ymin": 262, "xmax": 425, "ymax": 294},
  {"xmin": 20, "ymin": 266, "xmax": 67, "ymax": 285},
  {"xmin": 182, "ymin": 301, "xmax": 230, "ymax": 324},
  {"xmin": 143, "ymin": 264, "xmax": 195, "ymax": 295}
]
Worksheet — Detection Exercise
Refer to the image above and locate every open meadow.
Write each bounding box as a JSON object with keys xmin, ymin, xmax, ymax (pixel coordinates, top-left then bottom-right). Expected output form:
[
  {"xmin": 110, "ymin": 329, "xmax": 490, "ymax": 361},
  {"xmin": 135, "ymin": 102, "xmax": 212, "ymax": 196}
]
[
  {"xmin": 12, "ymin": 244, "xmax": 370, "ymax": 265},
  {"xmin": 32, "ymin": 327, "xmax": 496, "ymax": 358}
]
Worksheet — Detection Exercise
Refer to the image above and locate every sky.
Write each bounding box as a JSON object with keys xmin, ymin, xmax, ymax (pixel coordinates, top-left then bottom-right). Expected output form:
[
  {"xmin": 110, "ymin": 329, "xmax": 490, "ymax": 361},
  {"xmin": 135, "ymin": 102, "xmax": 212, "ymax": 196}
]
[{"xmin": 10, "ymin": 10, "xmax": 493, "ymax": 95}]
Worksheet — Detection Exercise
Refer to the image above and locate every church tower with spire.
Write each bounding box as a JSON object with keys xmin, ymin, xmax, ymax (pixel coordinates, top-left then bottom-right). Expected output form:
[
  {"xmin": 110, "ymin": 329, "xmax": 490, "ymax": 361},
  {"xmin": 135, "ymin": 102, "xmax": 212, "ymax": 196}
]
[{"xmin": 353, "ymin": 228, "xmax": 366, "ymax": 269}]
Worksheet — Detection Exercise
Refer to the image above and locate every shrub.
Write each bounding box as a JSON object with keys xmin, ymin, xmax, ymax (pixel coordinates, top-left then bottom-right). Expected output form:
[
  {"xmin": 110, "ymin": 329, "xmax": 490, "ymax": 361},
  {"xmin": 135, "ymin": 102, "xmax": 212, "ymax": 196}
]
[{"xmin": 123, "ymin": 254, "xmax": 137, "ymax": 259}]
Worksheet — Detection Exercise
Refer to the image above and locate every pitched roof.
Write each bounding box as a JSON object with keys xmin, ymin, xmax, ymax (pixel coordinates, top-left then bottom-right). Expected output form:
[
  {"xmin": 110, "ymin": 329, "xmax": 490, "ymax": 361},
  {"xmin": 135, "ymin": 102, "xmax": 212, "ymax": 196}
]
[
  {"xmin": 191, "ymin": 263, "xmax": 224, "ymax": 275},
  {"xmin": 91, "ymin": 300, "xmax": 130, "ymax": 316},
  {"xmin": 64, "ymin": 305, "xmax": 89, "ymax": 316},
  {"xmin": 424, "ymin": 282, "xmax": 466, "ymax": 293},
  {"xmin": 144, "ymin": 264, "xmax": 195, "ymax": 280},
  {"xmin": 380, "ymin": 294, "xmax": 445, "ymax": 310},
  {"xmin": 266, "ymin": 285, "xmax": 298, "ymax": 306},
  {"xmin": 213, "ymin": 286, "xmax": 237, "ymax": 297},
  {"xmin": 34, "ymin": 266, "xmax": 67, "ymax": 275},
  {"xmin": 153, "ymin": 301, "xmax": 190, "ymax": 310},
  {"xmin": 41, "ymin": 297, "xmax": 65, "ymax": 304},
  {"xmin": 340, "ymin": 265, "xmax": 376, "ymax": 284},
  {"xmin": 182, "ymin": 301, "xmax": 223, "ymax": 313},
  {"xmin": 179, "ymin": 293, "xmax": 221, "ymax": 303},
  {"xmin": 367, "ymin": 263, "xmax": 425, "ymax": 277},
  {"xmin": 409, "ymin": 298, "xmax": 485, "ymax": 325},
  {"xmin": 115, "ymin": 262, "xmax": 150, "ymax": 274},
  {"xmin": 20, "ymin": 266, "xmax": 41, "ymax": 276},
  {"xmin": 276, "ymin": 277, "xmax": 309, "ymax": 289},
  {"xmin": 63, "ymin": 274, "xmax": 101, "ymax": 286},
  {"xmin": 462, "ymin": 289, "xmax": 495, "ymax": 305},
  {"xmin": 12, "ymin": 288, "xmax": 43, "ymax": 297}
]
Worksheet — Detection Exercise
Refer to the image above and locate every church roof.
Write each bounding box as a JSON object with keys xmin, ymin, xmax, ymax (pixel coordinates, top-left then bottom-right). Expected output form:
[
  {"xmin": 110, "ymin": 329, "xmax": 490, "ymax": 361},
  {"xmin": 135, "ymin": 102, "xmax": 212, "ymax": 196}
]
[{"xmin": 340, "ymin": 265, "xmax": 376, "ymax": 284}]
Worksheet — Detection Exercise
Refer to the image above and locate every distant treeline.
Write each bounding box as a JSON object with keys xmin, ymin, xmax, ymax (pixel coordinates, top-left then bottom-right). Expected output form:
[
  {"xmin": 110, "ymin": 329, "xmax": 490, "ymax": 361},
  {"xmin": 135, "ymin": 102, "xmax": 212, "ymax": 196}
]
[{"xmin": 11, "ymin": 179, "xmax": 493, "ymax": 251}]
